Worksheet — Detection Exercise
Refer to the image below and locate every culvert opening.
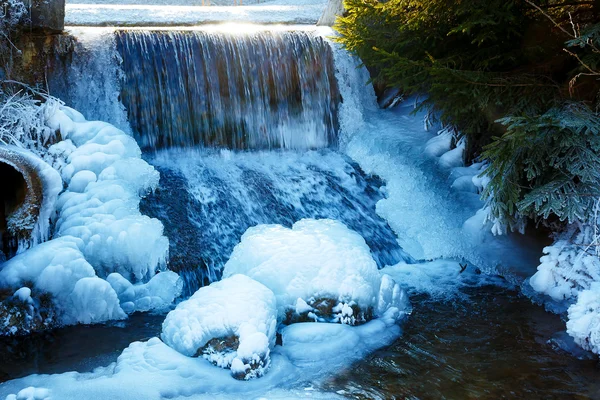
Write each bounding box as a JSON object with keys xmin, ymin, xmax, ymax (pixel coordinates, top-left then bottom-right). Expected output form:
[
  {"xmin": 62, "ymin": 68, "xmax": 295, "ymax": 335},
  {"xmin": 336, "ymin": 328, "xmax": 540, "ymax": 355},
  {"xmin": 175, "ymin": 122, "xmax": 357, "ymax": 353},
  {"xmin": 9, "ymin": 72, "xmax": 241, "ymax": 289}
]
[{"xmin": 0, "ymin": 162, "xmax": 27, "ymax": 259}]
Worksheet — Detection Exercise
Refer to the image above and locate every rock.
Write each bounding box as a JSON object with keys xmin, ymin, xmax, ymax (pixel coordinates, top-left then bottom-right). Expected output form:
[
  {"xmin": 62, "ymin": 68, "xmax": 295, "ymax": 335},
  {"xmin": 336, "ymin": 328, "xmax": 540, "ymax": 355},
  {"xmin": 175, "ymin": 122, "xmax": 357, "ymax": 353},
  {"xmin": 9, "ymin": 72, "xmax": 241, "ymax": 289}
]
[
  {"xmin": 317, "ymin": 0, "xmax": 344, "ymax": 26},
  {"xmin": 29, "ymin": 0, "xmax": 66, "ymax": 33}
]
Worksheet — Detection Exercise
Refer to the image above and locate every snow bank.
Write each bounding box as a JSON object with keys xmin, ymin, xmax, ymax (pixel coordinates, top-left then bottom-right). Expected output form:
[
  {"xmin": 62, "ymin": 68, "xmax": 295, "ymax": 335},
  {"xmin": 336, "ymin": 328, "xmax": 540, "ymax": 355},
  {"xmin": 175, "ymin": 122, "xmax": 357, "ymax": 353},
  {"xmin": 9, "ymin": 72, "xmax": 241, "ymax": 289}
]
[
  {"xmin": 223, "ymin": 219, "xmax": 409, "ymax": 325},
  {"xmin": 162, "ymin": 274, "xmax": 277, "ymax": 379},
  {"xmin": 0, "ymin": 104, "xmax": 175, "ymax": 334}
]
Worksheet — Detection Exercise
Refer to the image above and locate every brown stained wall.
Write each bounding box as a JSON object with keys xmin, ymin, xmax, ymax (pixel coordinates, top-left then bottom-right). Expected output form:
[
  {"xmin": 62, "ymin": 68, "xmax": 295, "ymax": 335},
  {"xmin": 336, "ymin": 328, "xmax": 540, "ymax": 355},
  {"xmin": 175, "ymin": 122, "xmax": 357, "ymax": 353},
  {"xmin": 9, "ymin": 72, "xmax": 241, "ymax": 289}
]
[{"xmin": 0, "ymin": 148, "xmax": 44, "ymax": 259}]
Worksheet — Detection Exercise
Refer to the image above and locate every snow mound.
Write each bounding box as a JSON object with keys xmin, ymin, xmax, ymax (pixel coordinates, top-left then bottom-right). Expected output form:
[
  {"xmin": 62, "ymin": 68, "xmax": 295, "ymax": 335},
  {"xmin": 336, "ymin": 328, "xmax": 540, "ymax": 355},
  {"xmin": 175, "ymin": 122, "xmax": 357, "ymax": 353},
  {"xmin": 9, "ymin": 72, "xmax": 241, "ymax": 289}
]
[
  {"xmin": 161, "ymin": 274, "xmax": 277, "ymax": 380},
  {"xmin": 567, "ymin": 283, "xmax": 600, "ymax": 354},
  {"xmin": 223, "ymin": 219, "xmax": 409, "ymax": 325},
  {"xmin": 4, "ymin": 387, "xmax": 50, "ymax": 400}
]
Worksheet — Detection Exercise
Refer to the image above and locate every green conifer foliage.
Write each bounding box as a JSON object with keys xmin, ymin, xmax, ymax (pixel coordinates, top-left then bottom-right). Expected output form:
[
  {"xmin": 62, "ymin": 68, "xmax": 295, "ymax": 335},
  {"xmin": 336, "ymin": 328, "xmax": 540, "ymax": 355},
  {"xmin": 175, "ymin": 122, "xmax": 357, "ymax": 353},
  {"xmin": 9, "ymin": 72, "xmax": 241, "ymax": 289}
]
[{"xmin": 335, "ymin": 0, "xmax": 600, "ymax": 228}]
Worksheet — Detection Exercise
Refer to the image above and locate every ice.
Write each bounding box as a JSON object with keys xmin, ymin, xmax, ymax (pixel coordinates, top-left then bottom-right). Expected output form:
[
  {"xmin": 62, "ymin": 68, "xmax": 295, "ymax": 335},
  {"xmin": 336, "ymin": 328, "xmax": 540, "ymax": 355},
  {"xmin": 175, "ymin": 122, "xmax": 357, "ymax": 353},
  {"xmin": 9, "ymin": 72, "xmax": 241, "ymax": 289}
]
[
  {"xmin": 68, "ymin": 170, "xmax": 97, "ymax": 193},
  {"xmin": 4, "ymin": 387, "xmax": 51, "ymax": 400},
  {"xmin": 0, "ymin": 308, "xmax": 398, "ymax": 399},
  {"xmin": 223, "ymin": 219, "xmax": 408, "ymax": 324},
  {"xmin": 567, "ymin": 283, "xmax": 600, "ymax": 354},
  {"xmin": 161, "ymin": 274, "xmax": 277, "ymax": 379},
  {"xmin": 46, "ymin": 107, "xmax": 169, "ymax": 281},
  {"xmin": 0, "ymin": 105, "xmax": 172, "ymax": 333},
  {"xmin": 65, "ymin": 0, "xmax": 328, "ymax": 26},
  {"xmin": 3, "ymin": 146, "xmax": 63, "ymax": 251},
  {"xmin": 107, "ymin": 271, "xmax": 182, "ymax": 314},
  {"xmin": 13, "ymin": 287, "xmax": 32, "ymax": 303},
  {"xmin": 324, "ymin": 34, "xmax": 545, "ymax": 280},
  {"xmin": 69, "ymin": 277, "xmax": 126, "ymax": 324}
]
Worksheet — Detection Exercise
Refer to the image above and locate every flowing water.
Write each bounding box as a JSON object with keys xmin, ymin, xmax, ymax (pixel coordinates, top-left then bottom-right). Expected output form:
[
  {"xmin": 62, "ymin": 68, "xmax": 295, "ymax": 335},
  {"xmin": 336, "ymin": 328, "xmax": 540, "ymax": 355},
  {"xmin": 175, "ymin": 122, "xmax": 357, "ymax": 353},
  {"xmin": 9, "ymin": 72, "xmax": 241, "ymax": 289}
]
[{"xmin": 3, "ymin": 25, "xmax": 599, "ymax": 398}]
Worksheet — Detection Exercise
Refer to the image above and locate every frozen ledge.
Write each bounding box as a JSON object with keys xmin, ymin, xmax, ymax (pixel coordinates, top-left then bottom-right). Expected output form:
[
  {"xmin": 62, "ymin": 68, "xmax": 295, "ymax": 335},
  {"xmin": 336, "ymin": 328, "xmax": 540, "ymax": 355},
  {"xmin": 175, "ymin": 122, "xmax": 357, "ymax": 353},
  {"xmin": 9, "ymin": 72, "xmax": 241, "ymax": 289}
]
[{"xmin": 65, "ymin": 1, "xmax": 327, "ymax": 26}]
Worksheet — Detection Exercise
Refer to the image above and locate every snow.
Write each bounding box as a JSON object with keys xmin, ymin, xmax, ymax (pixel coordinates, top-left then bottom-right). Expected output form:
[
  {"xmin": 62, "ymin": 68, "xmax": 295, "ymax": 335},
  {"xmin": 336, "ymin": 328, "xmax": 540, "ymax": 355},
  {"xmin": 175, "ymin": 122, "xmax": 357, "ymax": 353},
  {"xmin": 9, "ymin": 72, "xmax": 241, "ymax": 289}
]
[
  {"xmin": 4, "ymin": 387, "xmax": 51, "ymax": 400},
  {"xmin": 223, "ymin": 219, "xmax": 409, "ymax": 324},
  {"xmin": 162, "ymin": 274, "xmax": 277, "ymax": 379},
  {"xmin": 65, "ymin": 0, "xmax": 328, "ymax": 26},
  {"xmin": 567, "ymin": 283, "xmax": 600, "ymax": 354}
]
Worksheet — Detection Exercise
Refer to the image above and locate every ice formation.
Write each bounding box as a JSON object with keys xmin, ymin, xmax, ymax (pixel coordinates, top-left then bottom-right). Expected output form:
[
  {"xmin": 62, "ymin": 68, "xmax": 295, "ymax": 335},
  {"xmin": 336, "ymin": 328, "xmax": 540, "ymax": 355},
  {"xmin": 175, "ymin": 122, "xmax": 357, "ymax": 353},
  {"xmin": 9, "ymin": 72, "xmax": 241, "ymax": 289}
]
[
  {"xmin": 223, "ymin": 219, "xmax": 409, "ymax": 325},
  {"xmin": 162, "ymin": 274, "xmax": 277, "ymax": 379},
  {"xmin": 4, "ymin": 387, "xmax": 51, "ymax": 400},
  {"xmin": 0, "ymin": 146, "xmax": 62, "ymax": 253},
  {"xmin": 0, "ymin": 104, "xmax": 175, "ymax": 334},
  {"xmin": 567, "ymin": 283, "xmax": 600, "ymax": 354},
  {"xmin": 527, "ymin": 223, "xmax": 600, "ymax": 353}
]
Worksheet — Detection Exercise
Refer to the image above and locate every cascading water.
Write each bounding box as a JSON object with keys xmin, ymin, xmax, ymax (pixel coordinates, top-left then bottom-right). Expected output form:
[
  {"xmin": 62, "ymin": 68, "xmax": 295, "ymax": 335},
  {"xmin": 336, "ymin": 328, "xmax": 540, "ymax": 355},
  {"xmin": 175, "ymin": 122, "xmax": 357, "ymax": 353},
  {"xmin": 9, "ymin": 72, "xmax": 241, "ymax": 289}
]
[
  {"xmin": 47, "ymin": 26, "xmax": 410, "ymax": 294},
  {"xmin": 141, "ymin": 149, "xmax": 412, "ymax": 295},
  {"xmin": 116, "ymin": 30, "xmax": 339, "ymax": 150}
]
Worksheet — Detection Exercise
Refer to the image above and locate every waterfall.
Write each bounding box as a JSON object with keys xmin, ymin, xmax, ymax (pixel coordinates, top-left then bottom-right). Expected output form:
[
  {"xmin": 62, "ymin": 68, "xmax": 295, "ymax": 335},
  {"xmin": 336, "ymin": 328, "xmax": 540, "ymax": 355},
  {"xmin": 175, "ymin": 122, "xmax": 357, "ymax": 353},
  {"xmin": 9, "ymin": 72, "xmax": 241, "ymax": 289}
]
[
  {"xmin": 141, "ymin": 149, "xmax": 412, "ymax": 296},
  {"xmin": 47, "ymin": 27, "xmax": 412, "ymax": 295},
  {"xmin": 116, "ymin": 29, "xmax": 339, "ymax": 150}
]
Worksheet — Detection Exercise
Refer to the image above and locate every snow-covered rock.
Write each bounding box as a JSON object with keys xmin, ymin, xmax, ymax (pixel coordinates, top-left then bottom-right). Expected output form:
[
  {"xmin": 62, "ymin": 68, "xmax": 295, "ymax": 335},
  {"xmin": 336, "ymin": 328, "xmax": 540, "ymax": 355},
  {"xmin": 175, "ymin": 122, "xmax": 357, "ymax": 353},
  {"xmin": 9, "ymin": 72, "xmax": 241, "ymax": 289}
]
[
  {"xmin": 161, "ymin": 274, "xmax": 277, "ymax": 380},
  {"xmin": 223, "ymin": 219, "xmax": 409, "ymax": 325}
]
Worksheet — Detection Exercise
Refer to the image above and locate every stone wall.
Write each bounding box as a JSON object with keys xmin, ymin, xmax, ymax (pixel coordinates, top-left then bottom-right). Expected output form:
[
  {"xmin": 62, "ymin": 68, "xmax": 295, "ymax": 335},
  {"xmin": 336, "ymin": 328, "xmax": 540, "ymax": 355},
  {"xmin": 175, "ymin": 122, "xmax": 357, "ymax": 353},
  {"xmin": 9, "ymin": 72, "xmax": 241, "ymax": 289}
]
[{"xmin": 29, "ymin": 0, "xmax": 66, "ymax": 33}]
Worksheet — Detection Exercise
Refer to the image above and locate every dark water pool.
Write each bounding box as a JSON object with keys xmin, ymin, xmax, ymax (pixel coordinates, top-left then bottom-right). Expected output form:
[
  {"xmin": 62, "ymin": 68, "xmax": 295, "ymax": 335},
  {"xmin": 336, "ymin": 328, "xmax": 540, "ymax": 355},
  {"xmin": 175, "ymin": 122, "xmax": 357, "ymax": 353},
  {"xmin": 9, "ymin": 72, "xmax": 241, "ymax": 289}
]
[
  {"xmin": 0, "ymin": 286, "xmax": 598, "ymax": 399},
  {"xmin": 0, "ymin": 313, "xmax": 164, "ymax": 382},
  {"xmin": 323, "ymin": 286, "xmax": 600, "ymax": 399}
]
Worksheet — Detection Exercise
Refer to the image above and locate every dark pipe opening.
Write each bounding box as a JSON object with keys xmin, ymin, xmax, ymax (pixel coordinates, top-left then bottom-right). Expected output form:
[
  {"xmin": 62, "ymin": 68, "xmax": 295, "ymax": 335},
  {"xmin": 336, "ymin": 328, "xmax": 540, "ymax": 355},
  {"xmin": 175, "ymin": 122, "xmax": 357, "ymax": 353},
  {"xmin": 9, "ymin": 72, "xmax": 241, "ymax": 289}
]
[{"xmin": 0, "ymin": 162, "xmax": 27, "ymax": 259}]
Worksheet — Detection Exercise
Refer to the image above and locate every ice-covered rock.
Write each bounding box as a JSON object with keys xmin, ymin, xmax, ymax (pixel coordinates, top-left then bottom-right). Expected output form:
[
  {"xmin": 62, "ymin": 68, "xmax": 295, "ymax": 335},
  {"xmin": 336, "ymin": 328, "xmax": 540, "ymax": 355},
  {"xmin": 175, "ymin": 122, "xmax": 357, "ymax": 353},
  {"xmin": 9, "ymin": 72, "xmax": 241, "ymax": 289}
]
[
  {"xmin": 161, "ymin": 274, "xmax": 277, "ymax": 380},
  {"xmin": 223, "ymin": 219, "xmax": 409, "ymax": 325}
]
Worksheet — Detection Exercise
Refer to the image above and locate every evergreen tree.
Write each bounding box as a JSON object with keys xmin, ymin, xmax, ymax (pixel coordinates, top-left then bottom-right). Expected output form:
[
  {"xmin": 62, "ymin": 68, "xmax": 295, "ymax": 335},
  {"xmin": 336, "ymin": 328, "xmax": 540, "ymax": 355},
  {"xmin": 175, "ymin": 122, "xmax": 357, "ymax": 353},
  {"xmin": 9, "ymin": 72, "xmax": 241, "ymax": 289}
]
[{"xmin": 335, "ymin": 0, "xmax": 600, "ymax": 228}]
